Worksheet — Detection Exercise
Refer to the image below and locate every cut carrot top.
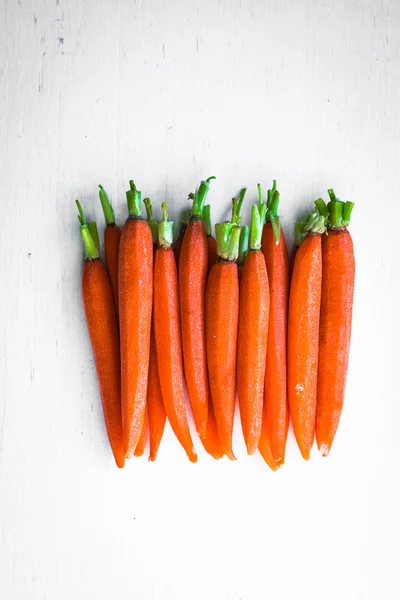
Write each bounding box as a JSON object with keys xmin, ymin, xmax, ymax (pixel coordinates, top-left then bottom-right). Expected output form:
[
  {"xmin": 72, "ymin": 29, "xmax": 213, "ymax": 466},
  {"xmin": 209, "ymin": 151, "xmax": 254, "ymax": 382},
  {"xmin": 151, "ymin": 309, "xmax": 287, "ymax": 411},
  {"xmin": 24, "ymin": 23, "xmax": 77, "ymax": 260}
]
[
  {"xmin": 191, "ymin": 176, "xmax": 216, "ymax": 217},
  {"xmin": 98, "ymin": 184, "xmax": 116, "ymax": 226},
  {"xmin": 144, "ymin": 198, "xmax": 158, "ymax": 245},
  {"xmin": 126, "ymin": 180, "xmax": 143, "ymax": 218}
]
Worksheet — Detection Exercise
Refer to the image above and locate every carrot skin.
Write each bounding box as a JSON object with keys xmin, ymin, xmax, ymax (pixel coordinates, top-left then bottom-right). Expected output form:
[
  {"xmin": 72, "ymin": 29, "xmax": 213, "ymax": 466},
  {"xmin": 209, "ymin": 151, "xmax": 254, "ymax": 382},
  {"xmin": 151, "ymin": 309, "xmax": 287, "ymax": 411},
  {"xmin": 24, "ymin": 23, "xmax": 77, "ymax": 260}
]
[
  {"xmin": 259, "ymin": 418, "xmax": 280, "ymax": 471},
  {"xmin": 134, "ymin": 406, "xmax": 149, "ymax": 457},
  {"xmin": 82, "ymin": 259, "xmax": 125, "ymax": 468},
  {"xmin": 237, "ymin": 251, "xmax": 269, "ymax": 454},
  {"xmin": 104, "ymin": 225, "xmax": 121, "ymax": 316},
  {"xmin": 316, "ymin": 229, "xmax": 355, "ymax": 456},
  {"xmin": 207, "ymin": 235, "xmax": 218, "ymax": 274},
  {"xmin": 154, "ymin": 247, "xmax": 197, "ymax": 462},
  {"xmin": 147, "ymin": 326, "xmax": 167, "ymax": 461},
  {"xmin": 119, "ymin": 218, "xmax": 153, "ymax": 457},
  {"xmin": 287, "ymin": 234, "xmax": 322, "ymax": 460},
  {"xmin": 261, "ymin": 223, "xmax": 289, "ymax": 464},
  {"xmin": 206, "ymin": 261, "xmax": 239, "ymax": 460},
  {"xmin": 179, "ymin": 220, "xmax": 209, "ymax": 438}
]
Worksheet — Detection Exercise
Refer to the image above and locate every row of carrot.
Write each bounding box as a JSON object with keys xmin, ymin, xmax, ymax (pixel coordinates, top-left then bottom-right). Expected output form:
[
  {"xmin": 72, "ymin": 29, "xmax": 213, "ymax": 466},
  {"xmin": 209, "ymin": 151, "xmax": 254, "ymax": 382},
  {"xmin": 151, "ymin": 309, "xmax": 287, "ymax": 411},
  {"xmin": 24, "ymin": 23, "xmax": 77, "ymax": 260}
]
[{"xmin": 76, "ymin": 177, "xmax": 355, "ymax": 469}]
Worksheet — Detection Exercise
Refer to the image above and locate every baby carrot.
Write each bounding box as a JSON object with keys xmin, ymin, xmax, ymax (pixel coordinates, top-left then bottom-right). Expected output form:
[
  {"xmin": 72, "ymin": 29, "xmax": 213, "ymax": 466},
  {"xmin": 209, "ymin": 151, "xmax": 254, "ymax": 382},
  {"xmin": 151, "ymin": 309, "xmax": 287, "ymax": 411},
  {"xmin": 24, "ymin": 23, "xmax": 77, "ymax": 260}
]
[
  {"xmin": 237, "ymin": 203, "xmax": 269, "ymax": 455},
  {"xmin": 98, "ymin": 185, "xmax": 121, "ymax": 315},
  {"xmin": 287, "ymin": 212, "xmax": 326, "ymax": 460},
  {"xmin": 203, "ymin": 204, "xmax": 218, "ymax": 274},
  {"xmin": 76, "ymin": 201, "xmax": 124, "ymax": 468},
  {"xmin": 206, "ymin": 193, "xmax": 244, "ymax": 460},
  {"xmin": 134, "ymin": 406, "xmax": 149, "ymax": 457},
  {"xmin": 259, "ymin": 182, "xmax": 289, "ymax": 465},
  {"xmin": 315, "ymin": 191, "xmax": 355, "ymax": 456},
  {"xmin": 144, "ymin": 198, "xmax": 167, "ymax": 461},
  {"xmin": 179, "ymin": 177, "xmax": 215, "ymax": 439},
  {"xmin": 119, "ymin": 181, "xmax": 153, "ymax": 457},
  {"xmin": 238, "ymin": 225, "xmax": 250, "ymax": 283},
  {"xmin": 154, "ymin": 203, "xmax": 197, "ymax": 462}
]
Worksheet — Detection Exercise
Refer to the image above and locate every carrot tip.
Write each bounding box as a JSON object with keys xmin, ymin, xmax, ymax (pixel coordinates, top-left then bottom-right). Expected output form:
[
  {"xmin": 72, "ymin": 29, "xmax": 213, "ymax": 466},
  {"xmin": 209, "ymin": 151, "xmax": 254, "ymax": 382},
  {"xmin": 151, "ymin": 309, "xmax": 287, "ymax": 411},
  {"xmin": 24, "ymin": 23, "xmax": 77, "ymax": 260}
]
[
  {"xmin": 300, "ymin": 450, "xmax": 310, "ymax": 461},
  {"xmin": 225, "ymin": 450, "xmax": 237, "ymax": 461},
  {"xmin": 188, "ymin": 451, "xmax": 198, "ymax": 463},
  {"xmin": 319, "ymin": 443, "xmax": 330, "ymax": 457},
  {"xmin": 115, "ymin": 458, "xmax": 125, "ymax": 469}
]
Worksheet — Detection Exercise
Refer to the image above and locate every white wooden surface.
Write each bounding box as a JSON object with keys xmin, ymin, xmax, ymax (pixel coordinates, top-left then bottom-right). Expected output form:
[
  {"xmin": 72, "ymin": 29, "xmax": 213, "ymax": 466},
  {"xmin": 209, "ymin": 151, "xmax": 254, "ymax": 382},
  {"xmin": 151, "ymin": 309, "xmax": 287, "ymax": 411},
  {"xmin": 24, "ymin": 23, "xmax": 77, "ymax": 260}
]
[{"xmin": 1, "ymin": 1, "xmax": 400, "ymax": 598}]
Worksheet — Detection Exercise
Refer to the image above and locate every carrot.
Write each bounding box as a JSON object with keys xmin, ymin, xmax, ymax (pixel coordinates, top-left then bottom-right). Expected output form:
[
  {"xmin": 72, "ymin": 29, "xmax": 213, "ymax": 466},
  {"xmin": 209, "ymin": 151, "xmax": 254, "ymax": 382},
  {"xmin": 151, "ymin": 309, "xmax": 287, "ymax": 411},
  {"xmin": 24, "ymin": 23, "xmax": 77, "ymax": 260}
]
[
  {"xmin": 147, "ymin": 328, "xmax": 167, "ymax": 461},
  {"xmin": 179, "ymin": 176, "xmax": 215, "ymax": 439},
  {"xmin": 98, "ymin": 185, "xmax": 121, "ymax": 315},
  {"xmin": 154, "ymin": 203, "xmax": 197, "ymax": 462},
  {"xmin": 134, "ymin": 406, "xmax": 149, "ymax": 457},
  {"xmin": 259, "ymin": 181, "xmax": 289, "ymax": 466},
  {"xmin": 203, "ymin": 204, "xmax": 218, "ymax": 274},
  {"xmin": 143, "ymin": 198, "xmax": 167, "ymax": 461},
  {"xmin": 76, "ymin": 201, "xmax": 124, "ymax": 468},
  {"xmin": 238, "ymin": 225, "xmax": 250, "ymax": 283},
  {"xmin": 172, "ymin": 209, "xmax": 191, "ymax": 268},
  {"xmin": 206, "ymin": 192, "xmax": 244, "ymax": 460},
  {"xmin": 315, "ymin": 191, "xmax": 355, "ymax": 456},
  {"xmin": 119, "ymin": 181, "xmax": 153, "ymax": 457},
  {"xmin": 237, "ymin": 203, "xmax": 270, "ymax": 455},
  {"xmin": 287, "ymin": 212, "xmax": 326, "ymax": 460}
]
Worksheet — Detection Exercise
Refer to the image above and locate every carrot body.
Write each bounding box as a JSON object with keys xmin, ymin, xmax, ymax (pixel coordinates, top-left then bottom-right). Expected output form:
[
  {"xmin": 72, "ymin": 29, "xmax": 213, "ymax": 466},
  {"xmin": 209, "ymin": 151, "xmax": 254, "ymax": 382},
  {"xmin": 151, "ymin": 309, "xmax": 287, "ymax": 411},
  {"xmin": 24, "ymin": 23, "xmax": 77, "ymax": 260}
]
[
  {"xmin": 104, "ymin": 225, "xmax": 121, "ymax": 315},
  {"xmin": 261, "ymin": 223, "xmax": 289, "ymax": 464},
  {"xmin": 147, "ymin": 326, "xmax": 167, "ymax": 461},
  {"xmin": 134, "ymin": 406, "xmax": 149, "ymax": 457},
  {"xmin": 154, "ymin": 246, "xmax": 197, "ymax": 462},
  {"xmin": 82, "ymin": 259, "xmax": 125, "ymax": 468},
  {"xmin": 179, "ymin": 220, "xmax": 209, "ymax": 438},
  {"xmin": 237, "ymin": 251, "xmax": 270, "ymax": 454},
  {"xmin": 207, "ymin": 235, "xmax": 218, "ymax": 274},
  {"xmin": 259, "ymin": 421, "xmax": 279, "ymax": 471},
  {"xmin": 206, "ymin": 261, "xmax": 239, "ymax": 460},
  {"xmin": 316, "ymin": 229, "xmax": 355, "ymax": 456},
  {"xmin": 119, "ymin": 218, "xmax": 153, "ymax": 457},
  {"xmin": 287, "ymin": 234, "xmax": 322, "ymax": 460}
]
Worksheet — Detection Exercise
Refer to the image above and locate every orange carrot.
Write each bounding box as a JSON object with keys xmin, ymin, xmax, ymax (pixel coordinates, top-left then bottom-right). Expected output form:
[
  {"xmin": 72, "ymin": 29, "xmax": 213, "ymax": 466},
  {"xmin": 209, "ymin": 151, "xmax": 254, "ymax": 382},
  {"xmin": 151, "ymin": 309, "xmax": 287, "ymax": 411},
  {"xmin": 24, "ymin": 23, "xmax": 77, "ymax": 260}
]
[
  {"xmin": 206, "ymin": 193, "xmax": 244, "ymax": 460},
  {"xmin": 143, "ymin": 198, "xmax": 167, "ymax": 461},
  {"xmin": 99, "ymin": 185, "xmax": 121, "ymax": 315},
  {"xmin": 119, "ymin": 181, "xmax": 153, "ymax": 457},
  {"xmin": 315, "ymin": 191, "xmax": 355, "ymax": 456},
  {"xmin": 179, "ymin": 177, "xmax": 215, "ymax": 439},
  {"xmin": 287, "ymin": 212, "xmax": 326, "ymax": 460},
  {"xmin": 259, "ymin": 182, "xmax": 289, "ymax": 465},
  {"xmin": 238, "ymin": 225, "xmax": 250, "ymax": 283},
  {"xmin": 76, "ymin": 202, "xmax": 124, "ymax": 468},
  {"xmin": 203, "ymin": 204, "xmax": 218, "ymax": 274},
  {"xmin": 154, "ymin": 203, "xmax": 197, "ymax": 462},
  {"xmin": 237, "ymin": 204, "xmax": 270, "ymax": 455},
  {"xmin": 134, "ymin": 406, "xmax": 149, "ymax": 457}
]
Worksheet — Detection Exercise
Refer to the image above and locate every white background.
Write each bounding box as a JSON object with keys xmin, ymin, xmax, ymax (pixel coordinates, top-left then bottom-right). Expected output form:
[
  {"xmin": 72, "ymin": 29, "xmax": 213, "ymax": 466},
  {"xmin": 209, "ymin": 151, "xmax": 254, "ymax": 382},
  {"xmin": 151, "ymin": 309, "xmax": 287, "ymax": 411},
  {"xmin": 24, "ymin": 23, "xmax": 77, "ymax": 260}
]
[{"xmin": 1, "ymin": 1, "xmax": 399, "ymax": 598}]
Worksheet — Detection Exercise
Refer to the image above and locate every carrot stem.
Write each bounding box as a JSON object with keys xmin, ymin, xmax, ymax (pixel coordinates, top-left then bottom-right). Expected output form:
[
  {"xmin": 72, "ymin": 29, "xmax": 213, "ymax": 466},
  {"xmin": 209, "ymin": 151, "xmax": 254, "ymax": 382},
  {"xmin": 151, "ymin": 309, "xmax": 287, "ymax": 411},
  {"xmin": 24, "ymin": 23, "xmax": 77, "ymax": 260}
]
[
  {"xmin": 215, "ymin": 223, "xmax": 241, "ymax": 261},
  {"xmin": 98, "ymin": 184, "xmax": 116, "ymax": 226},
  {"xmin": 158, "ymin": 202, "xmax": 174, "ymax": 247},
  {"xmin": 203, "ymin": 204, "xmax": 212, "ymax": 236},
  {"xmin": 79, "ymin": 225, "xmax": 99, "ymax": 260},
  {"xmin": 144, "ymin": 198, "xmax": 158, "ymax": 244},
  {"xmin": 192, "ymin": 176, "xmax": 216, "ymax": 217},
  {"xmin": 315, "ymin": 198, "xmax": 329, "ymax": 218},
  {"xmin": 76, "ymin": 199, "xmax": 86, "ymax": 226},
  {"xmin": 88, "ymin": 222, "xmax": 100, "ymax": 251},
  {"xmin": 294, "ymin": 221, "xmax": 306, "ymax": 248},
  {"xmin": 249, "ymin": 204, "xmax": 266, "ymax": 250},
  {"xmin": 126, "ymin": 180, "xmax": 142, "ymax": 218},
  {"xmin": 238, "ymin": 225, "xmax": 250, "ymax": 266},
  {"xmin": 343, "ymin": 202, "xmax": 355, "ymax": 226}
]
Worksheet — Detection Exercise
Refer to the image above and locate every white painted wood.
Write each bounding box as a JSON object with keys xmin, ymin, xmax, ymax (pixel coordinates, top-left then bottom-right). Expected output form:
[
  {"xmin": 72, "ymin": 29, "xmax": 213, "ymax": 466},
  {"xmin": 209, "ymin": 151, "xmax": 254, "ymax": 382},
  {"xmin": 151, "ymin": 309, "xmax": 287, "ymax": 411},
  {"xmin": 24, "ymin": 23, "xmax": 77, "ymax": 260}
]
[{"xmin": 1, "ymin": 0, "xmax": 399, "ymax": 598}]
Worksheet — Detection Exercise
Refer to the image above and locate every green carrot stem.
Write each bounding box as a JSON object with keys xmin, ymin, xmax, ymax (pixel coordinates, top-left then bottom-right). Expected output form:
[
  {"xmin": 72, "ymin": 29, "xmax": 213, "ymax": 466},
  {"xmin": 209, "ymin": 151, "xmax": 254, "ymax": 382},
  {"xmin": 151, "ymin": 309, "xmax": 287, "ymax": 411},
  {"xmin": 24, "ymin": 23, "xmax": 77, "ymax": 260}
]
[
  {"xmin": 215, "ymin": 222, "xmax": 241, "ymax": 261},
  {"xmin": 294, "ymin": 221, "xmax": 306, "ymax": 247},
  {"xmin": 238, "ymin": 225, "xmax": 250, "ymax": 265},
  {"xmin": 203, "ymin": 205, "xmax": 212, "ymax": 236},
  {"xmin": 158, "ymin": 202, "xmax": 174, "ymax": 248},
  {"xmin": 76, "ymin": 200, "xmax": 86, "ymax": 226},
  {"xmin": 314, "ymin": 198, "xmax": 329, "ymax": 218},
  {"xmin": 249, "ymin": 204, "xmax": 266, "ymax": 250},
  {"xmin": 328, "ymin": 200, "xmax": 343, "ymax": 228},
  {"xmin": 257, "ymin": 183, "xmax": 263, "ymax": 207},
  {"xmin": 98, "ymin": 185, "xmax": 115, "ymax": 226},
  {"xmin": 144, "ymin": 198, "xmax": 158, "ymax": 245},
  {"xmin": 232, "ymin": 189, "xmax": 247, "ymax": 225},
  {"xmin": 304, "ymin": 210, "xmax": 326, "ymax": 235},
  {"xmin": 79, "ymin": 224, "xmax": 99, "ymax": 260},
  {"xmin": 342, "ymin": 201, "xmax": 355, "ymax": 226},
  {"xmin": 191, "ymin": 176, "xmax": 216, "ymax": 217},
  {"xmin": 88, "ymin": 222, "xmax": 100, "ymax": 251},
  {"xmin": 126, "ymin": 180, "xmax": 142, "ymax": 218}
]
